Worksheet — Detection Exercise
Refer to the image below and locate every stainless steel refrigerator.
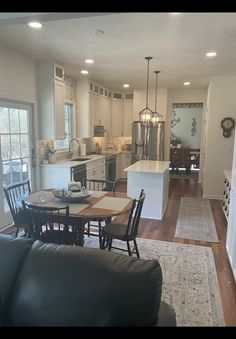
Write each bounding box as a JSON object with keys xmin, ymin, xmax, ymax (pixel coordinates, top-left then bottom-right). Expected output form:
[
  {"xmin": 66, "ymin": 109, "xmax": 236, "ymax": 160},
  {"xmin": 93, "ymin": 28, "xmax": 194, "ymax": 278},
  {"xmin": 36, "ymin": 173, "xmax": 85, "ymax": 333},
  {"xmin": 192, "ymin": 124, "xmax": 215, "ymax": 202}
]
[{"xmin": 131, "ymin": 121, "xmax": 165, "ymax": 163}]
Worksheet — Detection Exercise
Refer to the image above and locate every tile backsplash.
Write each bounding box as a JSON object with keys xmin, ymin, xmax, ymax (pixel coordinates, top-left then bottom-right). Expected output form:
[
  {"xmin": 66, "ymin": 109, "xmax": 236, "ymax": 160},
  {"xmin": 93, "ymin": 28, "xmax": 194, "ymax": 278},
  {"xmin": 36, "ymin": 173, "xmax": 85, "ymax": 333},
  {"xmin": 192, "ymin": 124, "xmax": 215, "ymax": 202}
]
[{"xmin": 38, "ymin": 136, "xmax": 132, "ymax": 164}]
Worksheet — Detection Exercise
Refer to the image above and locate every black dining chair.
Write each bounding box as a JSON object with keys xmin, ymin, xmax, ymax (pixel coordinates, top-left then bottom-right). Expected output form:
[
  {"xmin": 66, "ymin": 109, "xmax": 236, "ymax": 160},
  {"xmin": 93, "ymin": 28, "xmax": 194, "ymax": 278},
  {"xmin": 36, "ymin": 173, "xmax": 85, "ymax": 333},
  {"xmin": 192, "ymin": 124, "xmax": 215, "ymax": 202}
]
[
  {"xmin": 101, "ymin": 189, "xmax": 146, "ymax": 258},
  {"xmin": 82, "ymin": 178, "xmax": 116, "ymax": 248},
  {"xmin": 22, "ymin": 202, "xmax": 77, "ymax": 245},
  {"xmin": 3, "ymin": 180, "xmax": 31, "ymax": 237}
]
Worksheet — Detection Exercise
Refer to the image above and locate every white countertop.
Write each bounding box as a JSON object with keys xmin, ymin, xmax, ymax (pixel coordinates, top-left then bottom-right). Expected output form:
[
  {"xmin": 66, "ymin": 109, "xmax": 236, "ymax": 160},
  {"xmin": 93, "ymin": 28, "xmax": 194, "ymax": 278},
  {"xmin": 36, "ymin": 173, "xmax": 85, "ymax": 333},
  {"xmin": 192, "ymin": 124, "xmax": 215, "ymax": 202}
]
[
  {"xmin": 124, "ymin": 160, "xmax": 170, "ymax": 174},
  {"xmin": 40, "ymin": 154, "xmax": 105, "ymax": 168}
]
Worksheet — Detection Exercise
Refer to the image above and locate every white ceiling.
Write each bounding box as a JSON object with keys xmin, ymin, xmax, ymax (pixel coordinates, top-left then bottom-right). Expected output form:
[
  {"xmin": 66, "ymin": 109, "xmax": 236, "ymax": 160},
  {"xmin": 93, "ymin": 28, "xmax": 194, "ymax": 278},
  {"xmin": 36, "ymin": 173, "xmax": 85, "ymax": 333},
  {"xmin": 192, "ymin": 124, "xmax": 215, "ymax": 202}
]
[{"xmin": 1, "ymin": 12, "xmax": 236, "ymax": 91}]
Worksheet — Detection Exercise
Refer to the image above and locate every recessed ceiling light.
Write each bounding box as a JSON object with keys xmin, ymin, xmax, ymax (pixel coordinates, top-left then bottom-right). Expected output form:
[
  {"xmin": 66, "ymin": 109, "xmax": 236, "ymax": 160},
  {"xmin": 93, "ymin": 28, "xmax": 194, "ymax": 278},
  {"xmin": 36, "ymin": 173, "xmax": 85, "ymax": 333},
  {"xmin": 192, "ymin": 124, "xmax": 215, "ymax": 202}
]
[
  {"xmin": 81, "ymin": 70, "xmax": 89, "ymax": 75},
  {"xmin": 206, "ymin": 52, "xmax": 217, "ymax": 57},
  {"xmin": 85, "ymin": 59, "xmax": 94, "ymax": 64},
  {"xmin": 123, "ymin": 84, "xmax": 130, "ymax": 88},
  {"xmin": 184, "ymin": 82, "xmax": 191, "ymax": 86},
  {"xmin": 28, "ymin": 21, "xmax": 42, "ymax": 28},
  {"xmin": 169, "ymin": 13, "xmax": 182, "ymax": 15}
]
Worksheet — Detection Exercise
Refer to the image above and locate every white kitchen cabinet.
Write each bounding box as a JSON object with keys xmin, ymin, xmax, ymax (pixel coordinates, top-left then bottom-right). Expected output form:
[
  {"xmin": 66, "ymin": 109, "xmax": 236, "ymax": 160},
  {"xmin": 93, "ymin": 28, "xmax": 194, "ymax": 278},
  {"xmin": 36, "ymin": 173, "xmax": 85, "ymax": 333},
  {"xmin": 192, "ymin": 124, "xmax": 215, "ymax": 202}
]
[
  {"xmin": 77, "ymin": 78, "xmax": 94, "ymax": 138},
  {"xmin": 102, "ymin": 97, "xmax": 112, "ymax": 134},
  {"xmin": 111, "ymin": 100, "xmax": 123, "ymax": 136},
  {"xmin": 93, "ymin": 96, "xmax": 111, "ymax": 134},
  {"xmin": 77, "ymin": 79, "xmax": 111, "ymax": 137},
  {"xmin": 37, "ymin": 62, "xmax": 65, "ymax": 140},
  {"xmin": 86, "ymin": 158, "xmax": 106, "ymax": 180},
  {"xmin": 41, "ymin": 166, "xmax": 71, "ymax": 189},
  {"xmin": 123, "ymin": 100, "xmax": 133, "ymax": 136},
  {"xmin": 111, "ymin": 98, "xmax": 133, "ymax": 137},
  {"xmin": 93, "ymin": 94, "xmax": 103, "ymax": 126},
  {"xmin": 120, "ymin": 152, "xmax": 132, "ymax": 179}
]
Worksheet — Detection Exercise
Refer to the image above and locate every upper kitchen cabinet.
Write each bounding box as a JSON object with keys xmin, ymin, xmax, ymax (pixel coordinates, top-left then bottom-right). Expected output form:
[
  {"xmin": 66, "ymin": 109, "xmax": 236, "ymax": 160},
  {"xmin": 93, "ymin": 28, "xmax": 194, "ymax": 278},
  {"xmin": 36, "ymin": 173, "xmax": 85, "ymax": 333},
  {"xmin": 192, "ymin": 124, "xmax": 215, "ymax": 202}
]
[
  {"xmin": 111, "ymin": 99, "xmax": 123, "ymax": 136},
  {"xmin": 123, "ymin": 93, "xmax": 133, "ymax": 136},
  {"xmin": 111, "ymin": 92, "xmax": 133, "ymax": 137},
  {"xmin": 77, "ymin": 79, "xmax": 111, "ymax": 138},
  {"xmin": 77, "ymin": 78, "xmax": 94, "ymax": 138},
  {"xmin": 93, "ymin": 95, "xmax": 111, "ymax": 134},
  {"xmin": 37, "ymin": 62, "xmax": 65, "ymax": 140}
]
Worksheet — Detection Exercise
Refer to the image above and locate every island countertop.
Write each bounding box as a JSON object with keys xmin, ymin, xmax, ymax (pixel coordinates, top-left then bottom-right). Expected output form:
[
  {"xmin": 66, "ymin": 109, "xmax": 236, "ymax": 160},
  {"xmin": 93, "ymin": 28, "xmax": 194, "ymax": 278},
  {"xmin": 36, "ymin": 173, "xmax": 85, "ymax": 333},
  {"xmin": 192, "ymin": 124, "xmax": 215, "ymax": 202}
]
[{"xmin": 124, "ymin": 160, "xmax": 170, "ymax": 174}]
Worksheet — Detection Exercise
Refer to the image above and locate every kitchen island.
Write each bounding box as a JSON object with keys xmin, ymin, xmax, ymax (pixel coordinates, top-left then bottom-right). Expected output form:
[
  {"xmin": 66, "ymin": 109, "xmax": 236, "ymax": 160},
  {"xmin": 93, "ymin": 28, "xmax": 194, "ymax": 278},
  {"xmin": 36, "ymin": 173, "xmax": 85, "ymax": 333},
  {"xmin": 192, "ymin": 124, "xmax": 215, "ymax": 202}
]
[{"xmin": 124, "ymin": 160, "xmax": 170, "ymax": 220}]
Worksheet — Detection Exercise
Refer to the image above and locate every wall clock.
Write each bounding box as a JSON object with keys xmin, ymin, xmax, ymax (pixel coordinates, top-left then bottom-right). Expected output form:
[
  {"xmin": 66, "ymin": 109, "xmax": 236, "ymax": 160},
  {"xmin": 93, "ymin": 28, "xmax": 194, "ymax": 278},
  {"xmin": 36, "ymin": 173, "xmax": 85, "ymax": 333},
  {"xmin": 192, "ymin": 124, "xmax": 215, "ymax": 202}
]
[{"xmin": 220, "ymin": 117, "xmax": 235, "ymax": 137}]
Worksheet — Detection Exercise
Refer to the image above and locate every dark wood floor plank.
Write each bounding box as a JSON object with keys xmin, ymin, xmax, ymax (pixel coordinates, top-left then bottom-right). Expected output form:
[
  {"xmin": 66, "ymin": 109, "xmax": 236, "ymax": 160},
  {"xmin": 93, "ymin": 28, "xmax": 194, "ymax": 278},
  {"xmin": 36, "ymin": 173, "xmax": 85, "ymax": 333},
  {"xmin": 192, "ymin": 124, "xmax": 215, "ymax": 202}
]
[{"xmin": 116, "ymin": 176, "xmax": 236, "ymax": 326}]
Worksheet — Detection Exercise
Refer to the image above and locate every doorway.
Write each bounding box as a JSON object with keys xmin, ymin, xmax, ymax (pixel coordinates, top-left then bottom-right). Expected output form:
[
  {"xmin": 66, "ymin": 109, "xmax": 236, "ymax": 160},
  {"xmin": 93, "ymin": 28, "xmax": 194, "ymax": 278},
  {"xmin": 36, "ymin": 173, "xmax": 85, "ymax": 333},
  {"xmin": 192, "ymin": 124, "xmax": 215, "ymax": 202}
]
[
  {"xmin": 169, "ymin": 103, "xmax": 203, "ymax": 180},
  {"xmin": 0, "ymin": 100, "xmax": 35, "ymax": 228}
]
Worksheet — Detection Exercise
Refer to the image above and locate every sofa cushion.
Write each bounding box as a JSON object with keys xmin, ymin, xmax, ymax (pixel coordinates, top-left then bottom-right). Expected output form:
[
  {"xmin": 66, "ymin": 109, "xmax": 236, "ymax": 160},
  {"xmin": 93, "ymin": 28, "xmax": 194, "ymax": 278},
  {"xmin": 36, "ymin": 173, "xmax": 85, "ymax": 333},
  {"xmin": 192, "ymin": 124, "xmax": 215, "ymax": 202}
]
[
  {"xmin": 7, "ymin": 240, "xmax": 162, "ymax": 326},
  {"xmin": 0, "ymin": 234, "xmax": 33, "ymax": 326}
]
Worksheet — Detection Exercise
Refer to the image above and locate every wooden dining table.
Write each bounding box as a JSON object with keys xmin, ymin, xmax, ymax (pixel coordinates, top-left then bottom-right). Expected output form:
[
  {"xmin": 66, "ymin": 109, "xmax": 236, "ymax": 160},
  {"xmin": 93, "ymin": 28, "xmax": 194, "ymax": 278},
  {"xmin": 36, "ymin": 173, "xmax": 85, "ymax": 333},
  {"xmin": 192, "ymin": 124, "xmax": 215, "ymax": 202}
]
[{"xmin": 21, "ymin": 190, "xmax": 132, "ymax": 246}]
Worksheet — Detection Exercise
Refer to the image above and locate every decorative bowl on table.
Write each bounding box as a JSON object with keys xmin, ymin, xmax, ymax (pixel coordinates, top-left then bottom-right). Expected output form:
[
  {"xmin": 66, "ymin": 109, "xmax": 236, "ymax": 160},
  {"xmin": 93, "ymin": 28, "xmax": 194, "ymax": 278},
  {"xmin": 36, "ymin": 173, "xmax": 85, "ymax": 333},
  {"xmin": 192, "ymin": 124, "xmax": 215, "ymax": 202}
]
[{"xmin": 52, "ymin": 189, "xmax": 94, "ymax": 202}]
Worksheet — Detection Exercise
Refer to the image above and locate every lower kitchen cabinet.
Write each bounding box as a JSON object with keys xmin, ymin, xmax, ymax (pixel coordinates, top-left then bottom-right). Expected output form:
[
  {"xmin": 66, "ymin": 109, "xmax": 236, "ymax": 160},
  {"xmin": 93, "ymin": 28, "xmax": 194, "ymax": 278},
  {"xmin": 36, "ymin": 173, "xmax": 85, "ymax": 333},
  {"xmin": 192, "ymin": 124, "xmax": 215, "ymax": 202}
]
[
  {"xmin": 41, "ymin": 158, "xmax": 105, "ymax": 189},
  {"xmin": 86, "ymin": 158, "xmax": 105, "ymax": 180},
  {"xmin": 41, "ymin": 165, "xmax": 72, "ymax": 189}
]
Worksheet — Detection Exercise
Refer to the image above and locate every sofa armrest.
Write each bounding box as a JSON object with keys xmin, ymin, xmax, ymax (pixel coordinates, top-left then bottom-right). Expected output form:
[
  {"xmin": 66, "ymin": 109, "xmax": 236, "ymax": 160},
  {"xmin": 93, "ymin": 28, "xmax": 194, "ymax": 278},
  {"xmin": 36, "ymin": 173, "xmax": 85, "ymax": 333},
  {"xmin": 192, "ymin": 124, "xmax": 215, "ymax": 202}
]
[
  {"xmin": 0, "ymin": 234, "xmax": 33, "ymax": 326},
  {"xmin": 155, "ymin": 301, "xmax": 176, "ymax": 326}
]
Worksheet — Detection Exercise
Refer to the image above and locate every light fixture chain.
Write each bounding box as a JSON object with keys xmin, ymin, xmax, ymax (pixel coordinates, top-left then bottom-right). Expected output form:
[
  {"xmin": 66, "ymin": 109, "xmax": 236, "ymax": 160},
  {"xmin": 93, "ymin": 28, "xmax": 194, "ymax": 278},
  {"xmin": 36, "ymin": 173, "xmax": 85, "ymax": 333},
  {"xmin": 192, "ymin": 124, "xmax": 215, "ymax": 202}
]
[
  {"xmin": 145, "ymin": 57, "xmax": 153, "ymax": 109},
  {"xmin": 146, "ymin": 58, "xmax": 150, "ymax": 108},
  {"xmin": 154, "ymin": 71, "xmax": 160, "ymax": 112}
]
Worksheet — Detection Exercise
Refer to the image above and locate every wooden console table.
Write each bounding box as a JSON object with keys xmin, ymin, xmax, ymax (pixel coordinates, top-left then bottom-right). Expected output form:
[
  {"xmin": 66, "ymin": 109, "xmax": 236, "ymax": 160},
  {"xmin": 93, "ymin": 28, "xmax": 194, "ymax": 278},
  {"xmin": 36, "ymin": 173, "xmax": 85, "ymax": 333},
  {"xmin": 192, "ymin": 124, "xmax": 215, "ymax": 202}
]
[{"xmin": 170, "ymin": 147, "xmax": 191, "ymax": 174}]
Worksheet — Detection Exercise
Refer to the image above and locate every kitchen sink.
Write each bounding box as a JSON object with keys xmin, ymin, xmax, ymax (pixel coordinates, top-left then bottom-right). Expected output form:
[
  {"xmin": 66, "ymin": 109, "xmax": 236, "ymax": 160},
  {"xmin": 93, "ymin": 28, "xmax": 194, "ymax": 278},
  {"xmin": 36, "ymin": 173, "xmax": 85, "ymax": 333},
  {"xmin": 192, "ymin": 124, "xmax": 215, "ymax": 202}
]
[{"xmin": 70, "ymin": 157, "xmax": 90, "ymax": 161}]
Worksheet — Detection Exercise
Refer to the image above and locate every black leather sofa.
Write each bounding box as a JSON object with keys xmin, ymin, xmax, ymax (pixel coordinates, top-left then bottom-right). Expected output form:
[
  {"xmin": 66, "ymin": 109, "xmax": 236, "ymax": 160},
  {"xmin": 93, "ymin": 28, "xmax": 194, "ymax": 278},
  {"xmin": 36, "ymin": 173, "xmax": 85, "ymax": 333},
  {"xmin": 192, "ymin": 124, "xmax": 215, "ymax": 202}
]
[{"xmin": 0, "ymin": 234, "xmax": 176, "ymax": 326}]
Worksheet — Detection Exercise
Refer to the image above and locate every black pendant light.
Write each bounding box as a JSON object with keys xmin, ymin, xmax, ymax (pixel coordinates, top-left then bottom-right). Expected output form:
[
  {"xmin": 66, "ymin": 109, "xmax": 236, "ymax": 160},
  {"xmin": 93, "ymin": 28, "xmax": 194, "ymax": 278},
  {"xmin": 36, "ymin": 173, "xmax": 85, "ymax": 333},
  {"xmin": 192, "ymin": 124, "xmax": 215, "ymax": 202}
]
[
  {"xmin": 150, "ymin": 70, "xmax": 162, "ymax": 126},
  {"xmin": 139, "ymin": 57, "xmax": 153, "ymax": 124}
]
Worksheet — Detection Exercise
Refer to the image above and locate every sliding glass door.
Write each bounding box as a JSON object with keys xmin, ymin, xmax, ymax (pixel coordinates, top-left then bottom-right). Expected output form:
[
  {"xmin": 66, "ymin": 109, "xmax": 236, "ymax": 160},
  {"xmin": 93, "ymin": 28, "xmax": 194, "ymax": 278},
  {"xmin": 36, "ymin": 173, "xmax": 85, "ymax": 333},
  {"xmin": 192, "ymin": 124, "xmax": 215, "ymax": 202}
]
[{"xmin": 0, "ymin": 100, "xmax": 35, "ymax": 228}]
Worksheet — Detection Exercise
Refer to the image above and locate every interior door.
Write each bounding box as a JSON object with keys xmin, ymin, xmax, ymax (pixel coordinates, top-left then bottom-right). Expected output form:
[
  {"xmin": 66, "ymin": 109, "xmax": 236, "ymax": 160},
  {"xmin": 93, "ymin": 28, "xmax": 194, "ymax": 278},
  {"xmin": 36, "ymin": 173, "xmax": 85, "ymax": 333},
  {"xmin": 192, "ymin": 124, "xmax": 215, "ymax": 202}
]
[{"xmin": 0, "ymin": 100, "xmax": 35, "ymax": 228}]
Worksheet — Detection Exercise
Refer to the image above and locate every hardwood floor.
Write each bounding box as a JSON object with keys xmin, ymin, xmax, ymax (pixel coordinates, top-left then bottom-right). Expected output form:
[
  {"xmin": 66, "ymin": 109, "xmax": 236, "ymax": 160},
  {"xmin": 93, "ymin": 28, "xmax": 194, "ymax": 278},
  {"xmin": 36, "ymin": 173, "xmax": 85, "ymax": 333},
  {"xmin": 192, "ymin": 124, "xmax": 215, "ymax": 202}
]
[{"xmin": 116, "ymin": 177, "xmax": 236, "ymax": 326}]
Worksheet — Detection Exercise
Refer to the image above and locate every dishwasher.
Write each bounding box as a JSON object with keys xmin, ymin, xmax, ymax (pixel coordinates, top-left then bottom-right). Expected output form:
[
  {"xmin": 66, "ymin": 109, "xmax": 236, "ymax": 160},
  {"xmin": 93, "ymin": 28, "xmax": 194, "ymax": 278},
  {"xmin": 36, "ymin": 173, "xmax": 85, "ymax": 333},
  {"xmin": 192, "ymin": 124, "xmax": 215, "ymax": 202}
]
[
  {"xmin": 71, "ymin": 164, "xmax": 87, "ymax": 182},
  {"xmin": 105, "ymin": 155, "xmax": 116, "ymax": 181}
]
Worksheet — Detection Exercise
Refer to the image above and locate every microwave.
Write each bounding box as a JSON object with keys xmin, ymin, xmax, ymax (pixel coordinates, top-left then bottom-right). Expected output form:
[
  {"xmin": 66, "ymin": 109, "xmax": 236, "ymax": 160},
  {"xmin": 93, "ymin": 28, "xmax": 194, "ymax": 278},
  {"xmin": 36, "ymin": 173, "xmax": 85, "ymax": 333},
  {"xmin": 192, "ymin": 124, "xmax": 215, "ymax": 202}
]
[{"xmin": 94, "ymin": 125, "xmax": 105, "ymax": 137}]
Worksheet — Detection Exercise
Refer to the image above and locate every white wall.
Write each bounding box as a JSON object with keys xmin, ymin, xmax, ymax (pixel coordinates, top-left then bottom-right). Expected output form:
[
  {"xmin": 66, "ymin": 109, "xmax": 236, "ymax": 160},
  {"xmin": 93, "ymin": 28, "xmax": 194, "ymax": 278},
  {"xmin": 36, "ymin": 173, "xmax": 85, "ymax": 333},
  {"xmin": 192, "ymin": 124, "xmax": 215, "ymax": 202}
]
[
  {"xmin": 0, "ymin": 45, "xmax": 39, "ymax": 189},
  {"xmin": 203, "ymin": 77, "xmax": 236, "ymax": 199},
  {"xmin": 133, "ymin": 88, "xmax": 168, "ymax": 121},
  {"xmin": 0, "ymin": 45, "xmax": 37, "ymax": 102},
  {"xmin": 167, "ymin": 89, "xmax": 207, "ymax": 180}
]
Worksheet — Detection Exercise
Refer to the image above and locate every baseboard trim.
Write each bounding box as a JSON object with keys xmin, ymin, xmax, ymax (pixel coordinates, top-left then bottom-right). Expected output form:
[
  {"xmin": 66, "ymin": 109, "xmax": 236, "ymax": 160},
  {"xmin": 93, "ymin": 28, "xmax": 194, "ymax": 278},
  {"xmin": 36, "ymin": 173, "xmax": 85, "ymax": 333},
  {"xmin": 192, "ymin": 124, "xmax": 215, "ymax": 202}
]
[{"xmin": 202, "ymin": 194, "xmax": 223, "ymax": 200}]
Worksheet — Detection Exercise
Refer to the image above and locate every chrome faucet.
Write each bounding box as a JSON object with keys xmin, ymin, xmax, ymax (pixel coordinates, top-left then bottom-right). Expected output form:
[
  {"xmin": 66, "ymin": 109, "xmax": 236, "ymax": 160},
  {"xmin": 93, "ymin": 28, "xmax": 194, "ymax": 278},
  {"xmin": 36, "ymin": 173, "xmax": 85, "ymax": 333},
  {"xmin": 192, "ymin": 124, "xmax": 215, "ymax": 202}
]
[{"xmin": 68, "ymin": 138, "xmax": 80, "ymax": 159}]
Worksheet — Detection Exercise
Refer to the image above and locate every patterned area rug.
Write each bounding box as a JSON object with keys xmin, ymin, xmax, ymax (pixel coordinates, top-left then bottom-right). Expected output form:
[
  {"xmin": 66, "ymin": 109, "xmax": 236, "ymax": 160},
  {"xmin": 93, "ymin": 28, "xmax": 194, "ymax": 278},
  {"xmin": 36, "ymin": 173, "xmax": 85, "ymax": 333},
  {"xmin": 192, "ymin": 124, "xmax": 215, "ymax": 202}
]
[
  {"xmin": 84, "ymin": 237, "xmax": 225, "ymax": 326},
  {"xmin": 175, "ymin": 197, "xmax": 219, "ymax": 242},
  {"xmin": 169, "ymin": 169, "xmax": 199, "ymax": 180}
]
